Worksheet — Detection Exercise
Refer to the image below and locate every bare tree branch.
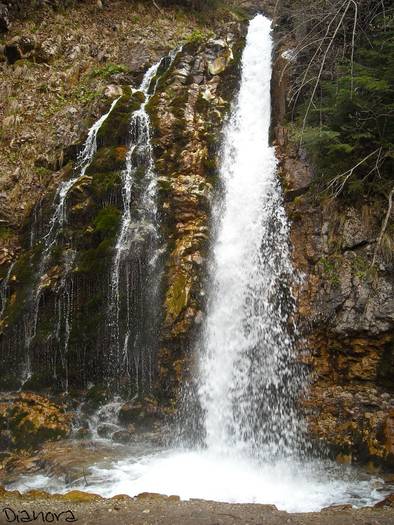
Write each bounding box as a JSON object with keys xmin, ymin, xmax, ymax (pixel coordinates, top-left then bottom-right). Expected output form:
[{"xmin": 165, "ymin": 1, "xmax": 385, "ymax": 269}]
[{"xmin": 371, "ymin": 185, "xmax": 394, "ymax": 267}]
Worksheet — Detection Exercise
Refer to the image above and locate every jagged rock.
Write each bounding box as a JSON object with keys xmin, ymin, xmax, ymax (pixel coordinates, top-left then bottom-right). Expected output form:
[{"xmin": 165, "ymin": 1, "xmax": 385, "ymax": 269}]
[
  {"xmin": 208, "ymin": 47, "xmax": 233, "ymax": 75},
  {"xmin": 3, "ymin": 34, "xmax": 36, "ymax": 64},
  {"xmin": 118, "ymin": 398, "xmax": 160, "ymax": 431},
  {"xmin": 35, "ymin": 38, "xmax": 59, "ymax": 63},
  {"xmin": 341, "ymin": 209, "xmax": 370, "ymax": 250}
]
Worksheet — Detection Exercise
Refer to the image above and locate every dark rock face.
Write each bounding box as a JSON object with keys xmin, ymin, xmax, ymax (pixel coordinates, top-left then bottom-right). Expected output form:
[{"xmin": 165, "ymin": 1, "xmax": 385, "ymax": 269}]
[
  {"xmin": 270, "ymin": 11, "xmax": 394, "ymax": 467},
  {"xmin": 0, "ymin": 3, "xmax": 10, "ymax": 33},
  {"xmin": 272, "ymin": 44, "xmax": 394, "ymax": 467},
  {"xmin": 0, "ymin": 13, "xmax": 246, "ymax": 405}
]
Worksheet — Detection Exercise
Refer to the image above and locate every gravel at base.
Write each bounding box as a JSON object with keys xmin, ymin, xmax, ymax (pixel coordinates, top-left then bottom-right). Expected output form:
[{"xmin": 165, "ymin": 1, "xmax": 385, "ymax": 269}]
[{"xmin": 0, "ymin": 492, "xmax": 393, "ymax": 525}]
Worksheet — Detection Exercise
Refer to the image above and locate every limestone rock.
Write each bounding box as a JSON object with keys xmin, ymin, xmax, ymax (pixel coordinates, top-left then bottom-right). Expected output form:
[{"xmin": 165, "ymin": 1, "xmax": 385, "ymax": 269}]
[
  {"xmin": 104, "ymin": 84, "xmax": 123, "ymax": 99},
  {"xmin": 208, "ymin": 47, "xmax": 233, "ymax": 75}
]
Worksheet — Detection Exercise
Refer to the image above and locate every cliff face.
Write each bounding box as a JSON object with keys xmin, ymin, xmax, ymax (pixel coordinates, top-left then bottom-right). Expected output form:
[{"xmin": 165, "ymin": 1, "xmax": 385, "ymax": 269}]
[
  {"xmin": 273, "ymin": 42, "xmax": 394, "ymax": 468},
  {"xmin": 0, "ymin": 1, "xmax": 247, "ymax": 400}
]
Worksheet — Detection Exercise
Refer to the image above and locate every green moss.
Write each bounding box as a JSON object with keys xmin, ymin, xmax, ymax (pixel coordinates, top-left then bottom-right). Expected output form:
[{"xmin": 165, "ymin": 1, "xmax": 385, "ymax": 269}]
[
  {"xmin": 86, "ymin": 146, "xmax": 128, "ymax": 174},
  {"xmin": 76, "ymin": 239, "xmax": 113, "ymax": 274},
  {"xmin": 13, "ymin": 58, "xmax": 37, "ymax": 68},
  {"xmin": 0, "ymin": 225, "xmax": 13, "ymax": 240},
  {"xmin": 351, "ymin": 254, "xmax": 371, "ymax": 280},
  {"xmin": 91, "ymin": 63, "xmax": 129, "ymax": 79},
  {"xmin": 318, "ymin": 256, "xmax": 340, "ymax": 286},
  {"xmin": 184, "ymin": 29, "xmax": 210, "ymax": 45},
  {"xmin": 91, "ymin": 170, "xmax": 122, "ymax": 197},
  {"xmin": 96, "ymin": 88, "xmax": 143, "ymax": 147},
  {"xmin": 93, "ymin": 206, "xmax": 121, "ymax": 238}
]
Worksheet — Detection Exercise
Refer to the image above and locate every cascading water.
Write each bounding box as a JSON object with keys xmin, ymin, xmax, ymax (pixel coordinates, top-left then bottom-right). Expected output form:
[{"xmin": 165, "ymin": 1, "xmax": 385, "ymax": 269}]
[
  {"xmin": 107, "ymin": 51, "xmax": 178, "ymax": 395},
  {"xmin": 196, "ymin": 14, "xmax": 303, "ymax": 460},
  {"xmin": 7, "ymin": 17, "xmax": 391, "ymax": 512},
  {"xmin": 0, "ymin": 98, "xmax": 120, "ymax": 385},
  {"xmin": 43, "ymin": 97, "xmax": 120, "ymax": 256}
]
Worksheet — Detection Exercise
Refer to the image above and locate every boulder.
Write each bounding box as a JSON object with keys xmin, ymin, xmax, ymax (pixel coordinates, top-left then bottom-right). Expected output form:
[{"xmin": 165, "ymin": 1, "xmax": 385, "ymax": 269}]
[
  {"xmin": 208, "ymin": 47, "xmax": 233, "ymax": 75},
  {"xmin": 374, "ymin": 493, "xmax": 394, "ymax": 508},
  {"xmin": 118, "ymin": 398, "xmax": 160, "ymax": 430},
  {"xmin": 0, "ymin": 392, "xmax": 71, "ymax": 450},
  {"xmin": 112, "ymin": 430, "xmax": 133, "ymax": 444}
]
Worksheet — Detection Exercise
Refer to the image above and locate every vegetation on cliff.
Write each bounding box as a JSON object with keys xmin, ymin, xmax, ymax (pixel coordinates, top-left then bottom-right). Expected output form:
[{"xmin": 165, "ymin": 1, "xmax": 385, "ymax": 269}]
[{"xmin": 285, "ymin": 0, "xmax": 393, "ymax": 205}]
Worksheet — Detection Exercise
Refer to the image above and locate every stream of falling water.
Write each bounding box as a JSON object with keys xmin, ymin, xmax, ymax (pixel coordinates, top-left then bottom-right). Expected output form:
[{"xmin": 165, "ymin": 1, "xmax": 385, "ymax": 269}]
[
  {"xmin": 19, "ymin": 98, "xmax": 120, "ymax": 385},
  {"xmin": 107, "ymin": 50, "xmax": 178, "ymax": 394},
  {"xmin": 7, "ymin": 16, "xmax": 392, "ymax": 511}
]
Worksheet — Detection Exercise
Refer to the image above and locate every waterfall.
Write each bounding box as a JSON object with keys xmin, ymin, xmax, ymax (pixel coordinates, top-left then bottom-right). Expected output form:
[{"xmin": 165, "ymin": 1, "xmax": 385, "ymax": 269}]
[
  {"xmin": 0, "ymin": 261, "xmax": 15, "ymax": 319},
  {"xmin": 42, "ymin": 97, "xmax": 120, "ymax": 256},
  {"xmin": 107, "ymin": 51, "xmax": 178, "ymax": 394},
  {"xmin": 24, "ymin": 98, "xmax": 120, "ymax": 383},
  {"xmin": 196, "ymin": 14, "xmax": 304, "ymax": 459},
  {"xmin": 5, "ymin": 98, "xmax": 120, "ymax": 385},
  {"xmin": 6, "ymin": 17, "xmax": 389, "ymax": 512}
]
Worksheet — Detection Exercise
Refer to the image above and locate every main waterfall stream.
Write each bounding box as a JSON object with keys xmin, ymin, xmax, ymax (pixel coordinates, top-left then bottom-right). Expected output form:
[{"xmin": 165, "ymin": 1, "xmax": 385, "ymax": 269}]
[{"xmin": 7, "ymin": 15, "xmax": 391, "ymax": 512}]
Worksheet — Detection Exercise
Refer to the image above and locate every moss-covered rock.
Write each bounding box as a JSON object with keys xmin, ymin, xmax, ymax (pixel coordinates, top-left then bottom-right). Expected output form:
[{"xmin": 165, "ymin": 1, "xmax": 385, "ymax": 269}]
[
  {"xmin": 96, "ymin": 88, "xmax": 144, "ymax": 147},
  {"xmin": 0, "ymin": 393, "xmax": 71, "ymax": 451}
]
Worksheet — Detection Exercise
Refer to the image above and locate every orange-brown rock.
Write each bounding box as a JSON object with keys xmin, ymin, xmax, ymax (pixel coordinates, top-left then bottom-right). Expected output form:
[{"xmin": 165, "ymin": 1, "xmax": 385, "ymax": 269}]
[
  {"xmin": 0, "ymin": 392, "xmax": 71, "ymax": 451},
  {"xmin": 149, "ymin": 32, "xmax": 245, "ymax": 401}
]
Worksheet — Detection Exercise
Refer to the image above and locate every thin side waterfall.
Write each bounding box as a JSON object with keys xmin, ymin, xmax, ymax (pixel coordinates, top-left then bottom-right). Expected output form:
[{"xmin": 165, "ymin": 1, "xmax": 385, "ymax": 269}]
[
  {"xmin": 42, "ymin": 97, "xmax": 120, "ymax": 256},
  {"xmin": 197, "ymin": 14, "xmax": 304, "ymax": 459},
  {"xmin": 0, "ymin": 261, "xmax": 15, "ymax": 319},
  {"xmin": 107, "ymin": 51, "xmax": 178, "ymax": 394},
  {"xmin": 19, "ymin": 99, "xmax": 120, "ymax": 384}
]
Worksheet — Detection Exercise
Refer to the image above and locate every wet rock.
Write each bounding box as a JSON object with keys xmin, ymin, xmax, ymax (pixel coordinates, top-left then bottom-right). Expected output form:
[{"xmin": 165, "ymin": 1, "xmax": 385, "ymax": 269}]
[
  {"xmin": 0, "ymin": 393, "xmax": 71, "ymax": 451},
  {"xmin": 374, "ymin": 493, "xmax": 394, "ymax": 508},
  {"xmin": 118, "ymin": 398, "xmax": 160, "ymax": 431},
  {"xmin": 112, "ymin": 430, "xmax": 134, "ymax": 444},
  {"xmin": 97, "ymin": 423, "xmax": 118, "ymax": 439},
  {"xmin": 321, "ymin": 504, "xmax": 353, "ymax": 512},
  {"xmin": 84, "ymin": 385, "xmax": 111, "ymax": 410}
]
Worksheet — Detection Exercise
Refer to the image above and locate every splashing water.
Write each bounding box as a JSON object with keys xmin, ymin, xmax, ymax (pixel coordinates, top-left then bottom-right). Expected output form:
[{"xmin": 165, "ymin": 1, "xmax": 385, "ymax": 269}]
[
  {"xmin": 18, "ymin": 98, "xmax": 120, "ymax": 384},
  {"xmin": 196, "ymin": 14, "xmax": 304, "ymax": 461}
]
